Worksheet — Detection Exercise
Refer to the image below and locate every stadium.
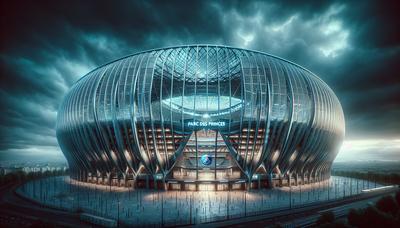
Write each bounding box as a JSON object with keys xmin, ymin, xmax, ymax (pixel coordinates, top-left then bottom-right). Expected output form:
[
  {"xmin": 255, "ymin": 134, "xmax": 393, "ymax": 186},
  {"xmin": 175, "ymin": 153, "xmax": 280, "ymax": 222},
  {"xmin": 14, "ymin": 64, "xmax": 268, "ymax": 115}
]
[{"xmin": 56, "ymin": 45, "xmax": 345, "ymax": 190}]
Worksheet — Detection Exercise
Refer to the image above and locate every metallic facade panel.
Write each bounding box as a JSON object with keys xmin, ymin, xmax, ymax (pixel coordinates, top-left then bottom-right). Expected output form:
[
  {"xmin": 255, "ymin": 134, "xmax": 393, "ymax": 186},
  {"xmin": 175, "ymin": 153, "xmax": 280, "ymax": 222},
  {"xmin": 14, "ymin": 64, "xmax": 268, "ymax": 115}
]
[{"xmin": 56, "ymin": 45, "xmax": 345, "ymax": 182}]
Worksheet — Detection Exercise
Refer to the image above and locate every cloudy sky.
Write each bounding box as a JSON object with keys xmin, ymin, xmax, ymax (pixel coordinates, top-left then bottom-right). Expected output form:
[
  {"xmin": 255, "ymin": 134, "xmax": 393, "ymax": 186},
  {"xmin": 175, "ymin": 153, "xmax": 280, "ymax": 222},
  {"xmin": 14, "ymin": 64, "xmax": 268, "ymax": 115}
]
[{"xmin": 1, "ymin": 0, "xmax": 399, "ymax": 164}]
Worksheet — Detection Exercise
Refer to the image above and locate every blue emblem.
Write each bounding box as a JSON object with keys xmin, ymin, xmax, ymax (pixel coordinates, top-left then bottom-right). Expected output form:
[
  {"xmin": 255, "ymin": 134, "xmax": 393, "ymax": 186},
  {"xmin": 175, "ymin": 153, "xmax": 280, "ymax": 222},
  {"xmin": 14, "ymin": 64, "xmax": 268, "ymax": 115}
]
[{"xmin": 200, "ymin": 154, "xmax": 212, "ymax": 166}]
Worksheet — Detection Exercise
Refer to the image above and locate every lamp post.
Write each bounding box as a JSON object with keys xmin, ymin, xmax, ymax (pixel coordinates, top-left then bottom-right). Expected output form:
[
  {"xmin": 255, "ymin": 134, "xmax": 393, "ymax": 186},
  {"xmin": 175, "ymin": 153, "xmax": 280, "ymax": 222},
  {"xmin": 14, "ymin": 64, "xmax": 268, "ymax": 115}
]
[
  {"xmin": 117, "ymin": 200, "xmax": 120, "ymax": 227},
  {"xmin": 189, "ymin": 195, "xmax": 192, "ymax": 224},
  {"xmin": 289, "ymin": 186, "xmax": 292, "ymax": 209},
  {"xmin": 299, "ymin": 184, "xmax": 302, "ymax": 205},
  {"xmin": 335, "ymin": 178, "xmax": 338, "ymax": 199},
  {"xmin": 244, "ymin": 191, "xmax": 247, "ymax": 216},
  {"xmin": 226, "ymin": 189, "xmax": 230, "ymax": 219},
  {"xmin": 357, "ymin": 178, "xmax": 359, "ymax": 193},
  {"xmin": 343, "ymin": 180, "xmax": 346, "ymax": 198},
  {"xmin": 350, "ymin": 177, "xmax": 353, "ymax": 195},
  {"xmin": 161, "ymin": 194, "xmax": 164, "ymax": 226},
  {"xmin": 328, "ymin": 179, "xmax": 330, "ymax": 200}
]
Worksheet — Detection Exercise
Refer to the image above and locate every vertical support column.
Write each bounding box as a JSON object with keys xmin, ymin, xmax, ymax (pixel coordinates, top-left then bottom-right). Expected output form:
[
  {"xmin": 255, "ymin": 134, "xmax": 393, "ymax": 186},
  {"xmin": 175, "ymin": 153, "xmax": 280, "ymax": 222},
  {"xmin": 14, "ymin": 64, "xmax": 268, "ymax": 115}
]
[
  {"xmin": 146, "ymin": 175, "xmax": 149, "ymax": 189},
  {"xmin": 268, "ymin": 173, "xmax": 273, "ymax": 188},
  {"xmin": 195, "ymin": 131, "xmax": 199, "ymax": 180},
  {"xmin": 214, "ymin": 130, "xmax": 218, "ymax": 180},
  {"xmin": 106, "ymin": 173, "xmax": 111, "ymax": 186},
  {"xmin": 153, "ymin": 176, "xmax": 157, "ymax": 190},
  {"xmin": 215, "ymin": 46, "xmax": 220, "ymax": 181},
  {"xmin": 162, "ymin": 177, "xmax": 167, "ymax": 191},
  {"xmin": 134, "ymin": 176, "xmax": 138, "ymax": 189}
]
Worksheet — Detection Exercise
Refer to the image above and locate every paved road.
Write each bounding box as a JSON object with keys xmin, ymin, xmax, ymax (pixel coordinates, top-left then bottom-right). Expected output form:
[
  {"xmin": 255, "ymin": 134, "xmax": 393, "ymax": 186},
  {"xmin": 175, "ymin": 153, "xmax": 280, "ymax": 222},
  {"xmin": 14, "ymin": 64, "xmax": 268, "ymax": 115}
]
[
  {"xmin": 0, "ymin": 181, "xmax": 91, "ymax": 227},
  {"xmin": 193, "ymin": 186, "xmax": 398, "ymax": 228}
]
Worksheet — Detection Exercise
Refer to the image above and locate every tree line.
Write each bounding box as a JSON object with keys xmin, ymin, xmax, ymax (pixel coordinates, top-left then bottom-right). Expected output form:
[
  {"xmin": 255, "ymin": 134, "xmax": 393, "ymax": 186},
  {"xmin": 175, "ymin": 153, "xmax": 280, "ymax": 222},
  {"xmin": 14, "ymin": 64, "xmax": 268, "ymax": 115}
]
[
  {"xmin": 332, "ymin": 170, "xmax": 400, "ymax": 185},
  {"xmin": 0, "ymin": 169, "xmax": 69, "ymax": 186},
  {"xmin": 315, "ymin": 190, "xmax": 400, "ymax": 227}
]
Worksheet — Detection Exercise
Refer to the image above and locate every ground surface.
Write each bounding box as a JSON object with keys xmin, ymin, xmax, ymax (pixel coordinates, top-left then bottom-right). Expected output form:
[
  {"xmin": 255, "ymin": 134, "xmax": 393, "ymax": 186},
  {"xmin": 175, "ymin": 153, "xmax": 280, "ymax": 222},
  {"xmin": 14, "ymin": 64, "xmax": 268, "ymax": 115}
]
[
  {"xmin": 16, "ymin": 176, "xmax": 383, "ymax": 226},
  {"xmin": 0, "ymin": 181, "xmax": 90, "ymax": 227},
  {"xmin": 202, "ymin": 189, "xmax": 397, "ymax": 227}
]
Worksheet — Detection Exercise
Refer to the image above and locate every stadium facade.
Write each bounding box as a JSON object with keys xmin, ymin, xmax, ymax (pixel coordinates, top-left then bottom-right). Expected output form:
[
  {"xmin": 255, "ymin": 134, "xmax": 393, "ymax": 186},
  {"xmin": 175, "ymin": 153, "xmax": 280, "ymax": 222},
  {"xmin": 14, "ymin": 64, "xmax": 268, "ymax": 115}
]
[{"xmin": 56, "ymin": 45, "xmax": 345, "ymax": 190}]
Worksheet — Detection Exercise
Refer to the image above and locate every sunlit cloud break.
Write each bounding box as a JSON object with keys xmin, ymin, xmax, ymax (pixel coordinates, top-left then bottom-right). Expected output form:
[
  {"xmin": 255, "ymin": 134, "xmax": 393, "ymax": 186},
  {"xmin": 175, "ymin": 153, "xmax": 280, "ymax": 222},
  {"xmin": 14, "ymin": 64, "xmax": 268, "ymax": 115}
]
[{"xmin": 336, "ymin": 138, "xmax": 400, "ymax": 162}]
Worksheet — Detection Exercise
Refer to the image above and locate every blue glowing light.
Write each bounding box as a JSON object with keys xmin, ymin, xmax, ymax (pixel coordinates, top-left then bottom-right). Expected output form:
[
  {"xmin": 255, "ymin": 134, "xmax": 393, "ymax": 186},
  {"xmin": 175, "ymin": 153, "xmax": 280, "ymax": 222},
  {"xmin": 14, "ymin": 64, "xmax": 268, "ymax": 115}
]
[{"xmin": 200, "ymin": 154, "xmax": 212, "ymax": 166}]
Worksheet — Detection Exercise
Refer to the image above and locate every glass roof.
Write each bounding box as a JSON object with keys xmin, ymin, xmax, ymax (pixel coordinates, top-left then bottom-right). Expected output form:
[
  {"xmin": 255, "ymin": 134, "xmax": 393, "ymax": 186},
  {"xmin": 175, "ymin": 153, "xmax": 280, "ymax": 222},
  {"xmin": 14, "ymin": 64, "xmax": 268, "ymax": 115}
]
[
  {"xmin": 153, "ymin": 46, "xmax": 242, "ymax": 82},
  {"xmin": 162, "ymin": 95, "xmax": 243, "ymax": 117}
]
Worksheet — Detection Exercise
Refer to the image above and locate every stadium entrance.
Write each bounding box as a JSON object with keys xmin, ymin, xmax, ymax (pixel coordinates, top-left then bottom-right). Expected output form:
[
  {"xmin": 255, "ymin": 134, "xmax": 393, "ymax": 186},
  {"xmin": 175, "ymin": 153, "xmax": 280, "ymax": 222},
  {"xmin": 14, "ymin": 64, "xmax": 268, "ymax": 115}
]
[{"xmin": 168, "ymin": 129, "xmax": 244, "ymax": 190}]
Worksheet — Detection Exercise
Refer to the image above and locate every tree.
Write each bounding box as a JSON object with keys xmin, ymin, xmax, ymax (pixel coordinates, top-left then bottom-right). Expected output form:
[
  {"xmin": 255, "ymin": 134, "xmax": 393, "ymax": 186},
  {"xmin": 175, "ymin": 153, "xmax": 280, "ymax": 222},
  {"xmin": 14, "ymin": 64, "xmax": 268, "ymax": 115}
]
[
  {"xmin": 364, "ymin": 205, "xmax": 397, "ymax": 228},
  {"xmin": 348, "ymin": 208, "xmax": 365, "ymax": 227},
  {"xmin": 30, "ymin": 219, "xmax": 56, "ymax": 228},
  {"xmin": 395, "ymin": 191, "xmax": 400, "ymax": 207},
  {"xmin": 317, "ymin": 220, "xmax": 350, "ymax": 228},
  {"xmin": 272, "ymin": 222, "xmax": 283, "ymax": 228},
  {"xmin": 376, "ymin": 195, "xmax": 399, "ymax": 216},
  {"xmin": 316, "ymin": 211, "xmax": 335, "ymax": 225}
]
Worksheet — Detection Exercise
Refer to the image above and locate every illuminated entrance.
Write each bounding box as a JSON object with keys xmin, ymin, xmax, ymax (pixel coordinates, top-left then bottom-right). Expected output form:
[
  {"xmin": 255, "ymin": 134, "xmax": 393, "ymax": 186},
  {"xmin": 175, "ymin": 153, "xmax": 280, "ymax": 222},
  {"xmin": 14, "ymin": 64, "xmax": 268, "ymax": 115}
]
[{"xmin": 171, "ymin": 129, "xmax": 242, "ymax": 187}]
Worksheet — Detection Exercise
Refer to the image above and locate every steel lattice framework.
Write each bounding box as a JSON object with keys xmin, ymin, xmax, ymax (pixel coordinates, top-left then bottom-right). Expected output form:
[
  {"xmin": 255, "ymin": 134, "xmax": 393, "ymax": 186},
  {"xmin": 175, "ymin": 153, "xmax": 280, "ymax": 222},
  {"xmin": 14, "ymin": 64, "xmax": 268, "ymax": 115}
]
[{"xmin": 56, "ymin": 45, "xmax": 345, "ymax": 188}]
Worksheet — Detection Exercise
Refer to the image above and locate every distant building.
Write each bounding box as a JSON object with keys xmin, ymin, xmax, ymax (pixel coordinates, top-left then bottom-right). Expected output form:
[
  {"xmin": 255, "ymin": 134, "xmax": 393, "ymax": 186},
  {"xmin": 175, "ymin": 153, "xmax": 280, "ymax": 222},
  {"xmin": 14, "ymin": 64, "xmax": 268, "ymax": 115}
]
[
  {"xmin": 0, "ymin": 167, "xmax": 23, "ymax": 175},
  {"xmin": 57, "ymin": 45, "xmax": 345, "ymax": 190}
]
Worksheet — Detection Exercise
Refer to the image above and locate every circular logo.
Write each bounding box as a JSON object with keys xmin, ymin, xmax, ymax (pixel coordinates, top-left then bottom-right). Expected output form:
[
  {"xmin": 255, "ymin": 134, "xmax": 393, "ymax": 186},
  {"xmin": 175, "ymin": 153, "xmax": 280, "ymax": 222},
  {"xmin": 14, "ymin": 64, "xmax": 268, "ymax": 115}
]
[{"xmin": 200, "ymin": 154, "xmax": 212, "ymax": 166}]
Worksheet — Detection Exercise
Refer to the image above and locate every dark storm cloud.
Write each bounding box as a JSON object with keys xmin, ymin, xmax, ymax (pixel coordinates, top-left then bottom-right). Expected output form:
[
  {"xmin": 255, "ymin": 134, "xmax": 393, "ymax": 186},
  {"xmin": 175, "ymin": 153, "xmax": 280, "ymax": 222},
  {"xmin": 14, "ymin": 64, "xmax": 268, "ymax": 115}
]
[
  {"xmin": 0, "ymin": 0, "xmax": 399, "ymax": 162},
  {"xmin": 215, "ymin": 0, "xmax": 400, "ymax": 138}
]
